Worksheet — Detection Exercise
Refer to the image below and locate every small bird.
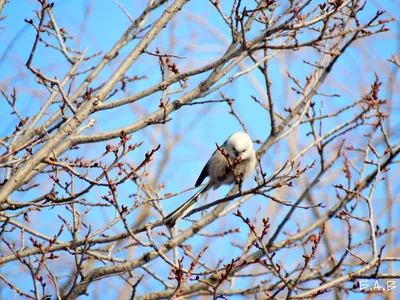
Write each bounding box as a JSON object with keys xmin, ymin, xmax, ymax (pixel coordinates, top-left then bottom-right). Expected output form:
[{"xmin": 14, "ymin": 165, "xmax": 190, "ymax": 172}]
[{"xmin": 164, "ymin": 132, "xmax": 257, "ymax": 228}]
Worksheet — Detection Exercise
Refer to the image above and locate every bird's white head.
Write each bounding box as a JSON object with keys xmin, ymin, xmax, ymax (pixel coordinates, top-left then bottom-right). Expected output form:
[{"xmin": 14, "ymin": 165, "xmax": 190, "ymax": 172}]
[{"xmin": 225, "ymin": 132, "xmax": 254, "ymax": 160}]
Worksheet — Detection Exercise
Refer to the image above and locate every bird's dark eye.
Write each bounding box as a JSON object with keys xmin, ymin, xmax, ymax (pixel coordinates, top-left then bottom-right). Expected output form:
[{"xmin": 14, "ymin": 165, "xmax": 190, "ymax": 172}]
[
  {"xmin": 233, "ymin": 147, "xmax": 237, "ymax": 152},
  {"xmin": 243, "ymin": 149, "xmax": 246, "ymax": 152}
]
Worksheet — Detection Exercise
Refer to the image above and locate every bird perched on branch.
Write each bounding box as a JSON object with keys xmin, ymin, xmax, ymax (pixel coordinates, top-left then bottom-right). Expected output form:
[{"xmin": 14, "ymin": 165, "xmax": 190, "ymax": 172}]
[{"xmin": 164, "ymin": 132, "xmax": 257, "ymax": 228}]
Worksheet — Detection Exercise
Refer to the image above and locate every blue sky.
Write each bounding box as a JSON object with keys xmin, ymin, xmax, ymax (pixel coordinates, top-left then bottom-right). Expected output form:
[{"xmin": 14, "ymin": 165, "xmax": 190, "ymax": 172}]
[{"xmin": 0, "ymin": 0, "xmax": 399, "ymax": 299}]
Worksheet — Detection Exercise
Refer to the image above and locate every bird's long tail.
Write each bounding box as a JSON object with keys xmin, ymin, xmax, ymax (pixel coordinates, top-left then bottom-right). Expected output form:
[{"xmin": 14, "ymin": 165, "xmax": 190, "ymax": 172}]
[{"xmin": 163, "ymin": 184, "xmax": 211, "ymax": 228}]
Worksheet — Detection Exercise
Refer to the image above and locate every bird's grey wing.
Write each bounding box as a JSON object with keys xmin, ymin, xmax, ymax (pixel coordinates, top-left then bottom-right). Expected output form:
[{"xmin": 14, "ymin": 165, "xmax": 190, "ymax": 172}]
[
  {"xmin": 195, "ymin": 149, "xmax": 219, "ymax": 187},
  {"xmin": 196, "ymin": 138, "xmax": 230, "ymax": 187},
  {"xmin": 195, "ymin": 160, "xmax": 210, "ymax": 187}
]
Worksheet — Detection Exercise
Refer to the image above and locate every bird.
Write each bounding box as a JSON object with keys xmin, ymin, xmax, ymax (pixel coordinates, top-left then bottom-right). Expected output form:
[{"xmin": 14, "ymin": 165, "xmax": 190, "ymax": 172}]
[{"xmin": 163, "ymin": 132, "xmax": 257, "ymax": 228}]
